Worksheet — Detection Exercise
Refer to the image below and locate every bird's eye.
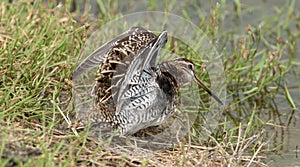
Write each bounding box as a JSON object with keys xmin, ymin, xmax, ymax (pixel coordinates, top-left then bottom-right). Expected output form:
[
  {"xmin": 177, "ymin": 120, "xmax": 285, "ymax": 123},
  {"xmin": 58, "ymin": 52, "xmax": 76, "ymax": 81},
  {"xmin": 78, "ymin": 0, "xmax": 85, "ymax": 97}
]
[{"xmin": 188, "ymin": 64, "xmax": 194, "ymax": 70}]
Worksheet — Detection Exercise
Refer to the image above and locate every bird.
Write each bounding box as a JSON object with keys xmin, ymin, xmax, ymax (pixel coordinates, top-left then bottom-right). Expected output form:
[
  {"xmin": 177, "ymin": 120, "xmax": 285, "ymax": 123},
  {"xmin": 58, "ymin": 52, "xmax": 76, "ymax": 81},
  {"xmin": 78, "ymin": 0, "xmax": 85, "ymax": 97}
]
[{"xmin": 72, "ymin": 27, "xmax": 223, "ymax": 136}]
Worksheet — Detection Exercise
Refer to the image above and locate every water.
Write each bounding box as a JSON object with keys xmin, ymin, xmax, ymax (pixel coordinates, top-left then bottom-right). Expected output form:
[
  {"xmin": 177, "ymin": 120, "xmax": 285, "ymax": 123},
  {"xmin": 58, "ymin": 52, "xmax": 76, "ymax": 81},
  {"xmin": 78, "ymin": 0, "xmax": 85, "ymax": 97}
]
[
  {"xmin": 234, "ymin": 2, "xmax": 299, "ymax": 166},
  {"xmin": 218, "ymin": 1, "xmax": 300, "ymax": 166}
]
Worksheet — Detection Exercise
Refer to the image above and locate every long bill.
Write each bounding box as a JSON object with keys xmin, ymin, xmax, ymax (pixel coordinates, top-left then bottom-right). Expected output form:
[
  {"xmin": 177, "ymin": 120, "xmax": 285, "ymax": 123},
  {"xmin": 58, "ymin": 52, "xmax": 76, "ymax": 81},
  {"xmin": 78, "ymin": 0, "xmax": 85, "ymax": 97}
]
[{"xmin": 193, "ymin": 75, "xmax": 224, "ymax": 105}]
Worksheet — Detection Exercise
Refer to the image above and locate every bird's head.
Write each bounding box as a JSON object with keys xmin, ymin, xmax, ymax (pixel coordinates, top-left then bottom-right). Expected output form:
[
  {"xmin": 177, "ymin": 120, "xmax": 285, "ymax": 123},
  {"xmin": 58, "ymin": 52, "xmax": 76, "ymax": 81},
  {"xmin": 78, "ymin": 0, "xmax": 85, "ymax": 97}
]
[{"xmin": 162, "ymin": 57, "xmax": 223, "ymax": 105}]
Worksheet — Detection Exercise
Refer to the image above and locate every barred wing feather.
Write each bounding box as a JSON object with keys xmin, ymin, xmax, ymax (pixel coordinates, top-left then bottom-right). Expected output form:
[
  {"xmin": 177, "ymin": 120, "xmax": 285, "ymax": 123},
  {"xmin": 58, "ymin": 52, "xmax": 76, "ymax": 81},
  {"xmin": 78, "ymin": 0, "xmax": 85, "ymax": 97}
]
[
  {"xmin": 114, "ymin": 31, "xmax": 168, "ymax": 114},
  {"xmin": 72, "ymin": 27, "xmax": 151, "ymax": 79}
]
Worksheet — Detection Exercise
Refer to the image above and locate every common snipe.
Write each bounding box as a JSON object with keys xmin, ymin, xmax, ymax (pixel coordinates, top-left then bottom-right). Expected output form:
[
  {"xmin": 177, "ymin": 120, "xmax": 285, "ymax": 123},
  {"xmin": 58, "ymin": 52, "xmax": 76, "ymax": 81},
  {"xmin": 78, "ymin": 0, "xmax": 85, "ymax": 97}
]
[{"xmin": 72, "ymin": 27, "xmax": 223, "ymax": 136}]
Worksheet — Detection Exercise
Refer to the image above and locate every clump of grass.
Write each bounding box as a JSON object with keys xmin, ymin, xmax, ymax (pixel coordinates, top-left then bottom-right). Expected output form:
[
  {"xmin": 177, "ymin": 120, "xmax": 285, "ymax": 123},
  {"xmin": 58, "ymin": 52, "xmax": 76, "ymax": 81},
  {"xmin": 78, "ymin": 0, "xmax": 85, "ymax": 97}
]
[{"xmin": 0, "ymin": 1, "xmax": 87, "ymax": 165}]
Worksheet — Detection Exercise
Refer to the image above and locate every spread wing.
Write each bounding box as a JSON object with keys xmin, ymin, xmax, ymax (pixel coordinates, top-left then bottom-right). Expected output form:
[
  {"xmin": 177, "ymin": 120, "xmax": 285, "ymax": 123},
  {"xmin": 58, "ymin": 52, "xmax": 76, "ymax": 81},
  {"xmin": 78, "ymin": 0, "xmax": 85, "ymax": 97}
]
[
  {"xmin": 72, "ymin": 27, "xmax": 151, "ymax": 79},
  {"xmin": 113, "ymin": 31, "xmax": 168, "ymax": 115}
]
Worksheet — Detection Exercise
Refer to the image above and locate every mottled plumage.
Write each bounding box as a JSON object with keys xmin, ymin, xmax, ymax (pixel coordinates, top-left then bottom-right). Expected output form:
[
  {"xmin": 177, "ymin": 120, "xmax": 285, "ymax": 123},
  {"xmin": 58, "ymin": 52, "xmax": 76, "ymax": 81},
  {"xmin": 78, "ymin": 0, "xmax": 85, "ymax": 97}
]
[{"xmin": 73, "ymin": 27, "xmax": 223, "ymax": 136}]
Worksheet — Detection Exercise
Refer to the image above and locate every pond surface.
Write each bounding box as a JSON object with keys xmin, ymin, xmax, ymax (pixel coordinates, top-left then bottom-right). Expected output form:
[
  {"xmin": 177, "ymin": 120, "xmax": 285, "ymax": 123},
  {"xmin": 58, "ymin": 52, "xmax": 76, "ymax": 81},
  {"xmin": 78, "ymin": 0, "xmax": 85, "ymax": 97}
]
[
  {"xmin": 216, "ymin": 1, "xmax": 300, "ymax": 166},
  {"xmin": 210, "ymin": 1, "xmax": 300, "ymax": 166}
]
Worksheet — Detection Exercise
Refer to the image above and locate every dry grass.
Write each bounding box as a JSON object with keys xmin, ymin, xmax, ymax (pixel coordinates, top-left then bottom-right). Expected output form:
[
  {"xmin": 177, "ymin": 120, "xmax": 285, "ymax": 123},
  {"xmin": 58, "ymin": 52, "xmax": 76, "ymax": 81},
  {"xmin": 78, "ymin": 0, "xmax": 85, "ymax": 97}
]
[{"xmin": 1, "ymin": 116, "xmax": 268, "ymax": 166}]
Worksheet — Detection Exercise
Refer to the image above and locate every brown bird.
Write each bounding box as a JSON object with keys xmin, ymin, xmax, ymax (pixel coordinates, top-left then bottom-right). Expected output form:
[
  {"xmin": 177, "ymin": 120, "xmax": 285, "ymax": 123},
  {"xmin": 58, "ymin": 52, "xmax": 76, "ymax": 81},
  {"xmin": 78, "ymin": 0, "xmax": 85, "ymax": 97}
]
[{"xmin": 72, "ymin": 27, "xmax": 223, "ymax": 136}]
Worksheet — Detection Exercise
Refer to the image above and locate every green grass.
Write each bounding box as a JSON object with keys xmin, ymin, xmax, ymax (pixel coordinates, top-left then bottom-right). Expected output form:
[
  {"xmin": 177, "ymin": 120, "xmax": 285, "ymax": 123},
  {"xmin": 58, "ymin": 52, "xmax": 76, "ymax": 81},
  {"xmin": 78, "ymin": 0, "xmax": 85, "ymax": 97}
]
[{"xmin": 1, "ymin": 0, "xmax": 299, "ymax": 166}]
